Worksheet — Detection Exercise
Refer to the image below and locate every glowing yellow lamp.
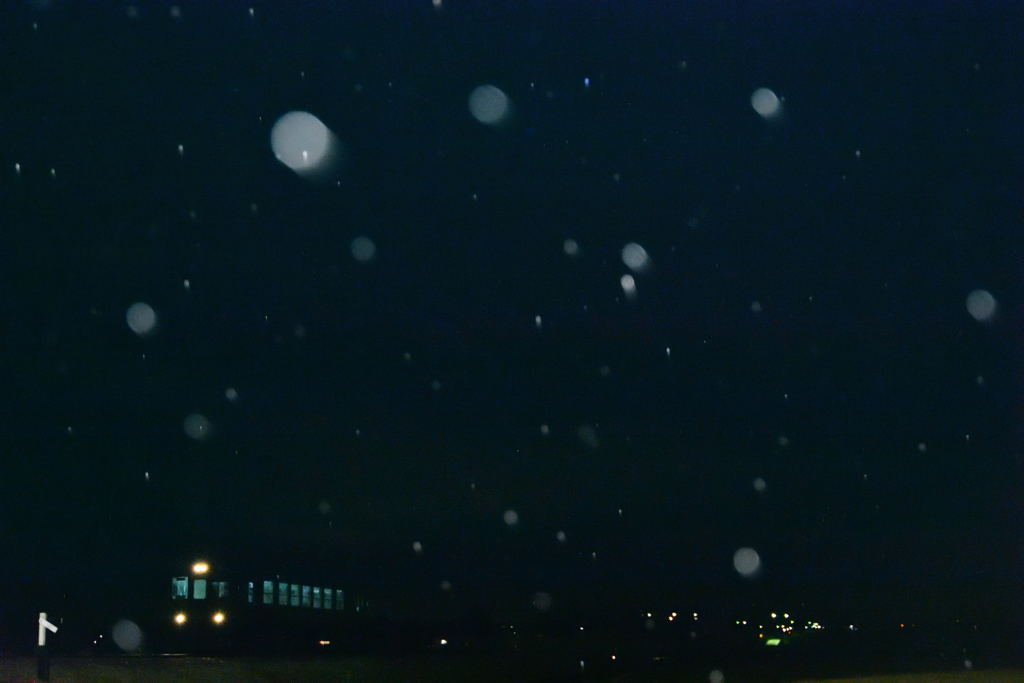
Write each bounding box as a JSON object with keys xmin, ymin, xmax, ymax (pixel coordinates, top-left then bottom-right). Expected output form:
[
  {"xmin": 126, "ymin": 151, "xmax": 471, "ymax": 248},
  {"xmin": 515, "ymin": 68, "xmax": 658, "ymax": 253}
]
[
  {"xmin": 173, "ymin": 612, "xmax": 187, "ymax": 625},
  {"xmin": 212, "ymin": 611, "xmax": 226, "ymax": 625},
  {"xmin": 192, "ymin": 561, "xmax": 209, "ymax": 574}
]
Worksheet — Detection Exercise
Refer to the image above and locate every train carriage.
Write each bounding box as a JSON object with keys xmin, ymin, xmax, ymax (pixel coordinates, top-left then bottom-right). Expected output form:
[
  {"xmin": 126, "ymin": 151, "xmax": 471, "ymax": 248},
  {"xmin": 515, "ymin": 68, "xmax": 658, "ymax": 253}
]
[{"xmin": 158, "ymin": 556, "xmax": 372, "ymax": 653}]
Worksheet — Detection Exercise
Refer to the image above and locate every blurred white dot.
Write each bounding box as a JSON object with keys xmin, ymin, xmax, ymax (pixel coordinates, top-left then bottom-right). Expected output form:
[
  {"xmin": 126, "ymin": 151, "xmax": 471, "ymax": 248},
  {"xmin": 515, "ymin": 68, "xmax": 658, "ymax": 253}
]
[
  {"xmin": 556, "ymin": 530, "xmax": 567, "ymax": 543},
  {"xmin": 532, "ymin": 592, "xmax": 553, "ymax": 611},
  {"xmin": 976, "ymin": 375, "xmax": 984, "ymax": 386},
  {"xmin": 753, "ymin": 477, "xmax": 766, "ymax": 492},
  {"xmin": 468, "ymin": 85, "xmax": 511, "ymax": 125},
  {"xmin": 751, "ymin": 88, "xmax": 780, "ymax": 118},
  {"xmin": 733, "ymin": 547, "xmax": 761, "ymax": 577},
  {"xmin": 777, "ymin": 435, "xmax": 789, "ymax": 448},
  {"xmin": 440, "ymin": 580, "xmax": 451, "ymax": 591},
  {"xmin": 169, "ymin": 5, "xmax": 181, "ymax": 19},
  {"xmin": 563, "ymin": 238, "xmax": 580, "ymax": 256},
  {"xmin": 126, "ymin": 302, "xmax": 157, "ymax": 336},
  {"xmin": 412, "ymin": 541, "xmax": 423, "ymax": 554},
  {"xmin": 317, "ymin": 500, "xmax": 331, "ymax": 514},
  {"xmin": 621, "ymin": 242, "xmax": 650, "ymax": 272},
  {"xmin": 540, "ymin": 424, "xmax": 550, "ymax": 436},
  {"xmin": 111, "ymin": 620, "xmax": 143, "ymax": 652},
  {"xmin": 503, "ymin": 509, "xmax": 519, "ymax": 526},
  {"xmin": 964, "ymin": 659, "xmax": 973, "ymax": 670},
  {"xmin": 351, "ymin": 236, "xmax": 376, "ymax": 262},
  {"xmin": 966, "ymin": 289, "xmax": 997, "ymax": 322},
  {"xmin": 183, "ymin": 413, "xmax": 211, "ymax": 441},
  {"xmin": 709, "ymin": 669, "xmax": 725, "ymax": 683},
  {"xmin": 270, "ymin": 111, "xmax": 333, "ymax": 171},
  {"xmin": 225, "ymin": 387, "xmax": 238, "ymax": 401},
  {"xmin": 177, "ymin": 143, "xmax": 184, "ymax": 156},
  {"xmin": 577, "ymin": 424, "xmax": 600, "ymax": 449},
  {"xmin": 144, "ymin": 471, "xmax": 150, "ymax": 482},
  {"xmin": 535, "ymin": 315, "xmax": 542, "ymax": 329},
  {"xmin": 917, "ymin": 442, "xmax": 927, "ymax": 453},
  {"xmin": 750, "ymin": 301, "xmax": 762, "ymax": 313},
  {"xmin": 431, "ymin": 379, "xmax": 442, "ymax": 391},
  {"xmin": 620, "ymin": 274, "xmax": 637, "ymax": 297},
  {"xmin": 183, "ymin": 279, "xmax": 191, "ymax": 290}
]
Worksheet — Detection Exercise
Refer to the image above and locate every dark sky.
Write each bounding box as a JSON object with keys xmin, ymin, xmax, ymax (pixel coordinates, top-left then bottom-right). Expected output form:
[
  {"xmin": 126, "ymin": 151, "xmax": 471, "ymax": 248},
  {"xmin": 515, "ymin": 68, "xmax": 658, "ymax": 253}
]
[{"xmin": 2, "ymin": 0, "xmax": 1022, "ymax": 628}]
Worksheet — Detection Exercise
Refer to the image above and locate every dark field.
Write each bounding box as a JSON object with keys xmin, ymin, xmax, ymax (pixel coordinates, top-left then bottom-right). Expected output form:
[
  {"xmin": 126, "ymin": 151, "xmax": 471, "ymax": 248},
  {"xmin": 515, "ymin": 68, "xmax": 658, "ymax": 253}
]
[{"xmin": 0, "ymin": 656, "xmax": 1019, "ymax": 683}]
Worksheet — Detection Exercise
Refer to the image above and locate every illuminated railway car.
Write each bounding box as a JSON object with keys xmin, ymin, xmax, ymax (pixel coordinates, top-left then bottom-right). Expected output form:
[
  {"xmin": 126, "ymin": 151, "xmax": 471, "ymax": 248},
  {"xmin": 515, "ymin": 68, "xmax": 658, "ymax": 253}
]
[{"xmin": 157, "ymin": 557, "xmax": 372, "ymax": 653}]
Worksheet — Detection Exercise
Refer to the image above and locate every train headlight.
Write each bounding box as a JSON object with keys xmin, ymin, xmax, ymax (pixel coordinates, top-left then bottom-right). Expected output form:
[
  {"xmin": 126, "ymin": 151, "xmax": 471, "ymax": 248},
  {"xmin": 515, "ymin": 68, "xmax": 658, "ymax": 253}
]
[
  {"xmin": 192, "ymin": 561, "xmax": 209, "ymax": 575},
  {"xmin": 173, "ymin": 612, "xmax": 187, "ymax": 625},
  {"xmin": 212, "ymin": 611, "xmax": 226, "ymax": 625}
]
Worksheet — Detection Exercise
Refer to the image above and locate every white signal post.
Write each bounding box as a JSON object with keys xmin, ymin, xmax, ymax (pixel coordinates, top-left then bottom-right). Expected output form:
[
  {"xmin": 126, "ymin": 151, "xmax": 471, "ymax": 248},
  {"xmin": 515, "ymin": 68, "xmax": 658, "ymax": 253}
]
[
  {"xmin": 38, "ymin": 612, "xmax": 58, "ymax": 646},
  {"xmin": 37, "ymin": 612, "xmax": 58, "ymax": 682}
]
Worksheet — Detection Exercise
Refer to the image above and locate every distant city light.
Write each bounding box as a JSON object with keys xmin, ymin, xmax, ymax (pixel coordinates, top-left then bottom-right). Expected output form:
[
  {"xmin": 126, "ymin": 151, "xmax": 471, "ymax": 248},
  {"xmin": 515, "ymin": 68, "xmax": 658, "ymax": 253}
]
[
  {"xmin": 192, "ymin": 561, "xmax": 209, "ymax": 574},
  {"xmin": 212, "ymin": 611, "xmax": 225, "ymax": 625},
  {"xmin": 468, "ymin": 85, "xmax": 511, "ymax": 126},
  {"xmin": 440, "ymin": 638, "xmax": 448, "ymax": 645},
  {"xmin": 751, "ymin": 87, "xmax": 781, "ymax": 118},
  {"xmin": 318, "ymin": 640, "xmax": 331, "ymax": 646},
  {"xmin": 173, "ymin": 612, "xmax": 186, "ymax": 625}
]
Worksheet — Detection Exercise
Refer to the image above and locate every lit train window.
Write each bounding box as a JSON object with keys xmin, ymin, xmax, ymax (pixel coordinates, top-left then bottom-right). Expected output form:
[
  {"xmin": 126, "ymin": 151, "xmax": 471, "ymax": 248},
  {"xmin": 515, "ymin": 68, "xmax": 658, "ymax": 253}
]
[
  {"xmin": 313, "ymin": 586, "xmax": 322, "ymax": 609},
  {"xmin": 335, "ymin": 589, "xmax": 344, "ymax": 610},
  {"xmin": 247, "ymin": 581, "xmax": 253, "ymax": 604},
  {"xmin": 278, "ymin": 582, "xmax": 289, "ymax": 606},
  {"xmin": 193, "ymin": 579, "xmax": 207, "ymax": 600},
  {"xmin": 290, "ymin": 583, "xmax": 300, "ymax": 607},
  {"xmin": 172, "ymin": 577, "xmax": 188, "ymax": 599},
  {"xmin": 262, "ymin": 580, "xmax": 273, "ymax": 605},
  {"xmin": 213, "ymin": 581, "xmax": 229, "ymax": 598},
  {"xmin": 324, "ymin": 588, "xmax": 333, "ymax": 610},
  {"xmin": 302, "ymin": 585, "xmax": 312, "ymax": 608}
]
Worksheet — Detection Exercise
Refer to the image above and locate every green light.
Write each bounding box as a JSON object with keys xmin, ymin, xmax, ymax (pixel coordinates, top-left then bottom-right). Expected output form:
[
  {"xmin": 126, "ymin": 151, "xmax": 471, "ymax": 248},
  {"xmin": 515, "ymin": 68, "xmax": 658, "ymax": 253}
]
[{"xmin": 765, "ymin": 638, "xmax": 782, "ymax": 646}]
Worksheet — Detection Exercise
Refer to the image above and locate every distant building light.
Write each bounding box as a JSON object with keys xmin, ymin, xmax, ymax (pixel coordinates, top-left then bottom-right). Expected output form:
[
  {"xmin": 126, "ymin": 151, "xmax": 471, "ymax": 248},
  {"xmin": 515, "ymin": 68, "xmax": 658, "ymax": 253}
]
[
  {"xmin": 765, "ymin": 638, "xmax": 782, "ymax": 646},
  {"xmin": 440, "ymin": 638, "xmax": 448, "ymax": 645},
  {"xmin": 192, "ymin": 561, "xmax": 209, "ymax": 575},
  {"xmin": 610, "ymin": 654, "xmax": 616, "ymax": 660},
  {"xmin": 173, "ymin": 612, "xmax": 187, "ymax": 625},
  {"xmin": 212, "ymin": 611, "xmax": 225, "ymax": 625},
  {"xmin": 771, "ymin": 612, "xmax": 777, "ymax": 619},
  {"xmin": 318, "ymin": 640, "xmax": 331, "ymax": 646}
]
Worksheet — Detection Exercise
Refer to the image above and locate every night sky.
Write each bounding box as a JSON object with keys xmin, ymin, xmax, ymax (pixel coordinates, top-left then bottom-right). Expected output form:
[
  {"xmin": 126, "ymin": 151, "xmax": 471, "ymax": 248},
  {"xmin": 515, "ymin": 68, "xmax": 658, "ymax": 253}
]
[{"xmin": 2, "ymin": 0, "xmax": 1022, "ymax": 632}]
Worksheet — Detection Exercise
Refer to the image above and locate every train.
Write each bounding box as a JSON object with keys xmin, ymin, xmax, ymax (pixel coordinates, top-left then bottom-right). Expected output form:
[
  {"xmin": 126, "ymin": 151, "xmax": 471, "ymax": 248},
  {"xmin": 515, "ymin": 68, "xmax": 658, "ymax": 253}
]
[{"xmin": 153, "ymin": 555, "xmax": 374, "ymax": 653}]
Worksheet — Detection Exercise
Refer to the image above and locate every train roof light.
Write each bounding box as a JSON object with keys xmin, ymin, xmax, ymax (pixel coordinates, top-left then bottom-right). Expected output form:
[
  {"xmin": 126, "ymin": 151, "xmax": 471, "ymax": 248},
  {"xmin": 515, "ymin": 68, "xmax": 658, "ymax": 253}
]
[{"xmin": 192, "ymin": 561, "xmax": 209, "ymax": 575}]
